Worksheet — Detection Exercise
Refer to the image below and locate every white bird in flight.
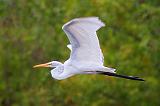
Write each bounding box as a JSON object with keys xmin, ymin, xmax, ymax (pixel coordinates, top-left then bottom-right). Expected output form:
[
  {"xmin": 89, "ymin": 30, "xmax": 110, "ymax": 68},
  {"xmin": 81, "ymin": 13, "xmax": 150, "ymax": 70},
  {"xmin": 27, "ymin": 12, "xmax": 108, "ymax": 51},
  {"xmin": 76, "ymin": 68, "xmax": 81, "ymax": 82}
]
[{"xmin": 33, "ymin": 17, "xmax": 144, "ymax": 81}]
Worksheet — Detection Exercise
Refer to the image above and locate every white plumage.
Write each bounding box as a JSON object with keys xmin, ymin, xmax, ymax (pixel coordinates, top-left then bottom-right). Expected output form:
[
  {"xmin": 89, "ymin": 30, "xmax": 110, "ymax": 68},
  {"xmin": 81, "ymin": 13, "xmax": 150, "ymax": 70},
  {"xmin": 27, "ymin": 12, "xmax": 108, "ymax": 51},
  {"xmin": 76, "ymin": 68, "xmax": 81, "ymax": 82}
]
[
  {"xmin": 33, "ymin": 17, "xmax": 144, "ymax": 81},
  {"xmin": 62, "ymin": 17, "xmax": 105, "ymax": 66}
]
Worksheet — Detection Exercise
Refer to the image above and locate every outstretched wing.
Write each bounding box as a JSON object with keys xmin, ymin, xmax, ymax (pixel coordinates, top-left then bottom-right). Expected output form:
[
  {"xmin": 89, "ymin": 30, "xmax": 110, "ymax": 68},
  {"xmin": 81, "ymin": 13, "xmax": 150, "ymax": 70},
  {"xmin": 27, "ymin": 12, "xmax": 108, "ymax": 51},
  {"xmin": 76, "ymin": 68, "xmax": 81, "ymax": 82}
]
[{"xmin": 62, "ymin": 17, "xmax": 105, "ymax": 65}]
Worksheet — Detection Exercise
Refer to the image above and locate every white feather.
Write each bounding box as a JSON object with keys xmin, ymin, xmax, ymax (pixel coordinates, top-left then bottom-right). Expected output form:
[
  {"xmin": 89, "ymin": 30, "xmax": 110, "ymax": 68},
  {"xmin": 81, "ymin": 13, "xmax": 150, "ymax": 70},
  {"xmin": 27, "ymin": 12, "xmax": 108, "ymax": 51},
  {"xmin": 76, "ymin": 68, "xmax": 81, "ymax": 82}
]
[
  {"xmin": 67, "ymin": 44, "xmax": 72, "ymax": 51},
  {"xmin": 62, "ymin": 17, "xmax": 105, "ymax": 66}
]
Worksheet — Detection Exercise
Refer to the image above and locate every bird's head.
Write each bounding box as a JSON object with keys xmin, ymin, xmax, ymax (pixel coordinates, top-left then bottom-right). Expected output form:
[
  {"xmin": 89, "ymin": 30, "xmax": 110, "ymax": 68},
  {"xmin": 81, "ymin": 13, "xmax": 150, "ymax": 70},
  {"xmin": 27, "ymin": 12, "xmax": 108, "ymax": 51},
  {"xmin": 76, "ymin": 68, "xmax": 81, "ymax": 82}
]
[{"xmin": 33, "ymin": 61, "xmax": 63, "ymax": 68}]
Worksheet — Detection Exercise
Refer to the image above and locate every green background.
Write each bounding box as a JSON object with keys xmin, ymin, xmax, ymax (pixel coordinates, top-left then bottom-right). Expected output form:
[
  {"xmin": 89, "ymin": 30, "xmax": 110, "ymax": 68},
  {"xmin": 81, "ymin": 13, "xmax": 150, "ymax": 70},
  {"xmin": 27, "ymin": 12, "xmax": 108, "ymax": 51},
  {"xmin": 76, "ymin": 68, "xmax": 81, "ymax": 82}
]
[{"xmin": 0, "ymin": 0, "xmax": 160, "ymax": 106}]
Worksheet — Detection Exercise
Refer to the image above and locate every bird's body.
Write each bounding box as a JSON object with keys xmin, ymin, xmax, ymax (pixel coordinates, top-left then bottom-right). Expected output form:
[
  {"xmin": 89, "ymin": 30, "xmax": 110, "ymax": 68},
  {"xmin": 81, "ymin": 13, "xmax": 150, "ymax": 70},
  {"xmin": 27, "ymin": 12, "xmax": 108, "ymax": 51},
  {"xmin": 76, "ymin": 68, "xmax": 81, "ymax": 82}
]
[
  {"xmin": 51, "ymin": 59, "xmax": 114, "ymax": 80},
  {"xmin": 34, "ymin": 17, "xmax": 144, "ymax": 81}
]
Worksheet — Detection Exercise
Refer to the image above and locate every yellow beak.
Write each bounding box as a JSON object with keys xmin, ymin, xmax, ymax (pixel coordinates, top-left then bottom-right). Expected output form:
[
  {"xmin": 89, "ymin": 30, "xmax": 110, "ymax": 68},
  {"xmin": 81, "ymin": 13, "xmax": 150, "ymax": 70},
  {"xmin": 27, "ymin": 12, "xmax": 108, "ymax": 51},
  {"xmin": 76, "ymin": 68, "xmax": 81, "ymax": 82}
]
[{"xmin": 33, "ymin": 62, "xmax": 50, "ymax": 68}]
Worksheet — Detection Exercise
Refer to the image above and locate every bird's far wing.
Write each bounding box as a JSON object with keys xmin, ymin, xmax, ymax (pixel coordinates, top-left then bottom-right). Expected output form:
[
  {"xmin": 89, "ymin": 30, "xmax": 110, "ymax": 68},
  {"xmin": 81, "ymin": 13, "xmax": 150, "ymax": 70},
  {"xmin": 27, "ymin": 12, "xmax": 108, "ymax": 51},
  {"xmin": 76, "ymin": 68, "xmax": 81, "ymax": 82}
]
[
  {"xmin": 62, "ymin": 17, "xmax": 105, "ymax": 65},
  {"xmin": 67, "ymin": 44, "xmax": 72, "ymax": 51}
]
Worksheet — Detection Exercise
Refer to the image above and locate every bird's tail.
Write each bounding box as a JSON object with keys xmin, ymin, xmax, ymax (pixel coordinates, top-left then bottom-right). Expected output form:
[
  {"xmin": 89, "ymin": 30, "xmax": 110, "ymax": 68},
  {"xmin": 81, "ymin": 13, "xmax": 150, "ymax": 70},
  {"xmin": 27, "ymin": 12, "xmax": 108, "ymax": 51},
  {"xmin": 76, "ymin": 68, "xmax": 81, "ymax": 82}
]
[{"xmin": 96, "ymin": 71, "xmax": 145, "ymax": 81}]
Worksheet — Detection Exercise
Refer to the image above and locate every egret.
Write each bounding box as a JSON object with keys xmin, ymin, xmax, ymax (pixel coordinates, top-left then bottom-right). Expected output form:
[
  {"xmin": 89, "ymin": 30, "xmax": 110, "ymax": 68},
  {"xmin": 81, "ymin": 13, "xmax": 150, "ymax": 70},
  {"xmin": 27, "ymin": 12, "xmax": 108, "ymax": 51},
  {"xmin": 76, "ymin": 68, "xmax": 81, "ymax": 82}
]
[{"xmin": 33, "ymin": 17, "xmax": 144, "ymax": 81}]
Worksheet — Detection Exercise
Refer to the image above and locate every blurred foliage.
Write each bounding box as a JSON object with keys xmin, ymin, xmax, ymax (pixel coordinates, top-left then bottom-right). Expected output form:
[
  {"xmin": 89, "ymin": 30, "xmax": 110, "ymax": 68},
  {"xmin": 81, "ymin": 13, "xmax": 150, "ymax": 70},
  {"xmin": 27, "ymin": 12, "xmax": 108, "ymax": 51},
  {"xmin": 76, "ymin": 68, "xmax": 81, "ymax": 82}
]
[{"xmin": 0, "ymin": 0, "xmax": 160, "ymax": 106}]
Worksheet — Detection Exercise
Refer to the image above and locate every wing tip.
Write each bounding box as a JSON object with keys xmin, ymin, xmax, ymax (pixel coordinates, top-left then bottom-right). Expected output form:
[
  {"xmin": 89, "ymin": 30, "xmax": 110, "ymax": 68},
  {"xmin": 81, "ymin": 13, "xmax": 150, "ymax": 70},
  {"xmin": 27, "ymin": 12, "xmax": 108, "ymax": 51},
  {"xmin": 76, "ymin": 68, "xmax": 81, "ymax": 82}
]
[
  {"xmin": 75, "ymin": 17, "xmax": 105, "ymax": 27},
  {"xmin": 96, "ymin": 17, "xmax": 105, "ymax": 27},
  {"xmin": 62, "ymin": 17, "xmax": 105, "ymax": 30}
]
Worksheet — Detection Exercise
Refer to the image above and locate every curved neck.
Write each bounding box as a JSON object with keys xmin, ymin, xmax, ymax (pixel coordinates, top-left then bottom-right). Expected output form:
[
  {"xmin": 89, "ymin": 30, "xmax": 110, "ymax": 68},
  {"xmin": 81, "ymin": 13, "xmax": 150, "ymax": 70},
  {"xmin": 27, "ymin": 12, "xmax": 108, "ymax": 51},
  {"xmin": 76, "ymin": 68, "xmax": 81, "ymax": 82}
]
[{"xmin": 51, "ymin": 65, "xmax": 73, "ymax": 80}]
